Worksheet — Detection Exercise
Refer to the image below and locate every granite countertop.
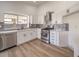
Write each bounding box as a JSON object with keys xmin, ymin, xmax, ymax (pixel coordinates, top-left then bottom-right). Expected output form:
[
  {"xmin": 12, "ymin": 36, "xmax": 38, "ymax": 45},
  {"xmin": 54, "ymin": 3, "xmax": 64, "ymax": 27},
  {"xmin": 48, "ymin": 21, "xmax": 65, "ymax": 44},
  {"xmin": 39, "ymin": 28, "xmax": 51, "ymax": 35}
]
[
  {"xmin": 0, "ymin": 30, "xmax": 18, "ymax": 34},
  {"xmin": 0, "ymin": 27, "xmax": 42, "ymax": 34}
]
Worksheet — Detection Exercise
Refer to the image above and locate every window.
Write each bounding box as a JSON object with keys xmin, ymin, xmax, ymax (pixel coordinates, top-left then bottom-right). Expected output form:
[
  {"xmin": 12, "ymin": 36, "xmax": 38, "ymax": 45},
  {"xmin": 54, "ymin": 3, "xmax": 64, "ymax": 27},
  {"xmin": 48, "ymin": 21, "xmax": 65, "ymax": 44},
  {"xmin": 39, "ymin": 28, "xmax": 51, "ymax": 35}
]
[
  {"xmin": 4, "ymin": 14, "xmax": 17, "ymax": 24},
  {"xmin": 4, "ymin": 14, "xmax": 29, "ymax": 25},
  {"xmin": 18, "ymin": 15, "xmax": 29, "ymax": 24}
]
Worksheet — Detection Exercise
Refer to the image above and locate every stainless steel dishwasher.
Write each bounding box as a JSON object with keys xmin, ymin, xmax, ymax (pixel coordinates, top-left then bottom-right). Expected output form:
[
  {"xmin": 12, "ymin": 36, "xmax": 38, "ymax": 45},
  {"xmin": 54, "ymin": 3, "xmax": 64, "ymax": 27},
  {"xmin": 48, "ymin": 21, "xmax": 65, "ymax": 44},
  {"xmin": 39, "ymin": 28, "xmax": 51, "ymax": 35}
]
[{"xmin": 0, "ymin": 32, "xmax": 17, "ymax": 51}]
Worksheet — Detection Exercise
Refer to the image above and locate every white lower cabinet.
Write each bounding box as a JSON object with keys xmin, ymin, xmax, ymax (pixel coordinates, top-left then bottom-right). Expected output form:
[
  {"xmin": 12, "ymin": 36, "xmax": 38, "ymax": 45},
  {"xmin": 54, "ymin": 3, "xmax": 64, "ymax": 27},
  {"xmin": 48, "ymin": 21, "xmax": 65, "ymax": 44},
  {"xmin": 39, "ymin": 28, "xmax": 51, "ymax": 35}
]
[
  {"xmin": 36, "ymin": 28, "xmax": 41, "ymax": 39},
  {"xmin": 17, "ymin": 29, "xmax": 37, "ymax": 45},
  {"xmin": 17, "ymin": 31, "xmax": 24, "ymax": 45},
  {"xmin": 74, "ymin": 45, "xmax": 79, "ymax": 57},
  {"xmin": 30, "ymin": 29, "xmax": 37, "ymax": 39},
  {"xmin": 50, "ymin": 31, "xmax": 68, "ymax": 47},
  {"xmin": 50, "ymin": 31, "xmax": 57, "ymax": 45},
  {"xmin": 73, "ymin": 37, "xmax": 79, "ymax": 57}
]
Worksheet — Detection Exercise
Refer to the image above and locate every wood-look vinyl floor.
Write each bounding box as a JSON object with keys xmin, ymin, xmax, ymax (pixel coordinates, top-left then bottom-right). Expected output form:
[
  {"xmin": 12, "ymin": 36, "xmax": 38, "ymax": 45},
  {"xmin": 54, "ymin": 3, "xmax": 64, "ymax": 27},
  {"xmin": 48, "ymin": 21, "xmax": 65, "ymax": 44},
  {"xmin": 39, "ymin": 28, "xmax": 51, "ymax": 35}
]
[{"xmin": 1, "ymin": 39, "xmax": 73, "ymax": 57}]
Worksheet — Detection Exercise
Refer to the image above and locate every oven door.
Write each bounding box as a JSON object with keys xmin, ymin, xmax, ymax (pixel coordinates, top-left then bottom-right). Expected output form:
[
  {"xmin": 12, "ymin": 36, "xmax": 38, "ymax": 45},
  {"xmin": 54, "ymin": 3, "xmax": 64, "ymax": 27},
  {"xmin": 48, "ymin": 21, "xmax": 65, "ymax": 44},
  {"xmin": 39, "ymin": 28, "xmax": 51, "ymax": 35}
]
[{"xmin": 41, "ymin": 30, "xmax": 50, "ymax": 43}]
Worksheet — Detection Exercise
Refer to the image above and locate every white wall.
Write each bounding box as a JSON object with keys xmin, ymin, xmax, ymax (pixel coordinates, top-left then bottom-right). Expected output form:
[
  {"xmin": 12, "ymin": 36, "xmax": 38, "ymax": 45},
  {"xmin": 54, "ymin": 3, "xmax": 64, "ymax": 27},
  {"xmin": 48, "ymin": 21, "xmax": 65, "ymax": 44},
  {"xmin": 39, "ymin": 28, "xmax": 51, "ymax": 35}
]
[
  {"xmin": 63, "ymin": 11, "xmax": 79, "ymax": 50},
  {"xmin": 63, "ymin": 3, "xmax": 79, "ymax": 50},
  {"xmin": 37, "ymin": 1, "xmax": 79, "ymax": 50},
  {"xmin": 0, "ymin": 2, "xmax": 37, "ymax": 24},
  {"xmin": 37, "ymin": 1, "xmax": 79, "ymax": 24}
]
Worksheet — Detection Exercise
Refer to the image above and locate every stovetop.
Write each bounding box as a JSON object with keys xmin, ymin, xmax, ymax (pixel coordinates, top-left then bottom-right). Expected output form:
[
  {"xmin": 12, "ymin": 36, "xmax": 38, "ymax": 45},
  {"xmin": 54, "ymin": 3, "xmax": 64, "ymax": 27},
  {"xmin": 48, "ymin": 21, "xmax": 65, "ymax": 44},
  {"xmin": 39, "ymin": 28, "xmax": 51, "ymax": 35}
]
[{"xmin": 42, "ymin": 28, "xmax": 54, "ymax": 30}]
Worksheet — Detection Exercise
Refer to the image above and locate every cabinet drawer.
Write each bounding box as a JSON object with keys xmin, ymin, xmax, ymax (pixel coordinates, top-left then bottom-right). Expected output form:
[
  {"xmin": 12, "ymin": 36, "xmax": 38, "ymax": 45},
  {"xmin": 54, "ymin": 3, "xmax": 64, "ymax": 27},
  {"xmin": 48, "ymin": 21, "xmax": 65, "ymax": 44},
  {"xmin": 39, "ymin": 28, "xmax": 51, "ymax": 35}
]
[
  {"xmin": 50, "ymin": 40, "xmax": 55, "ymax": 44},
  {"xmin": 50, "ymin": 36, "xmax": 56, "ymax": 39},
  {"xmin": 51, "ymin": 36, "xmax": 56, "ymax": 38},
  {"xmin": 50, "ymin": 33, "xmax": 56, "ymax": 35},
  {"xmin": 50, "ymin": 39, "xmax": 55, "ymax": 40}
]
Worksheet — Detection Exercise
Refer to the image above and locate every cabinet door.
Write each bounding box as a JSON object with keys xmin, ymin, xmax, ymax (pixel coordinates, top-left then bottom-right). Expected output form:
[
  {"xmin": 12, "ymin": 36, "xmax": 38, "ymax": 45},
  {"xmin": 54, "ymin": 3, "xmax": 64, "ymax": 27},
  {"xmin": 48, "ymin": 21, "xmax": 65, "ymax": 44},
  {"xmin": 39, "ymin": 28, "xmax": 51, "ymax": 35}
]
[
  {"xmin": 37, "ymin": 29, "xmax": 41, "ymax": 39},
  {"xmin": 21, "ymin": 29, "xmax": 35, "ymax": 43},
  {"xmin": 31, "ymin": 29, "xmax": 37, "ymax": 39},
  {"xmin": 17, "ymin": 29, "xmax": 37, "ymax": 45},
  {"xmin": 17, "ymin": 31, "xmax": 25, "ymax": 45},
  {"xmin": 18, "ymin": 31, "xmax": 30, "ymax": 45},
  {"xmin": 24, "ymin": 30, "xmax": 31, "ymax": 42},
  {"xmin": 17, "ymin": 30, "xmax": 32, "ymax": 45}
]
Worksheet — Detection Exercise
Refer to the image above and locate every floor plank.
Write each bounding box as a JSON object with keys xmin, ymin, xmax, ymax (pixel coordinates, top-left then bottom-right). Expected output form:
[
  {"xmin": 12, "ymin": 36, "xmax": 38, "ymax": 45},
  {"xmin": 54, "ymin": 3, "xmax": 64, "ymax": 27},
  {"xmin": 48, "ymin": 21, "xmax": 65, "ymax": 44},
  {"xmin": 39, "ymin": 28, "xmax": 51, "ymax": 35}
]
[{"xmin": 0, "ymin": 39, "xmax": 73, "ymax": 57}]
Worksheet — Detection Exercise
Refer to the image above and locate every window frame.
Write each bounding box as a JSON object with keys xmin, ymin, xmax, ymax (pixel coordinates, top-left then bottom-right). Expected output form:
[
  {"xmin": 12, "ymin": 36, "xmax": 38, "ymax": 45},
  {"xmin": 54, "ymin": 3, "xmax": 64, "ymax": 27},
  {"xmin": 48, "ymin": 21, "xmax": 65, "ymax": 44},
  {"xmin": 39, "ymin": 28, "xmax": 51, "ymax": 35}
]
[{"xmin": 4, "ymin": 13, "xmax": 29, "ymax": 25}]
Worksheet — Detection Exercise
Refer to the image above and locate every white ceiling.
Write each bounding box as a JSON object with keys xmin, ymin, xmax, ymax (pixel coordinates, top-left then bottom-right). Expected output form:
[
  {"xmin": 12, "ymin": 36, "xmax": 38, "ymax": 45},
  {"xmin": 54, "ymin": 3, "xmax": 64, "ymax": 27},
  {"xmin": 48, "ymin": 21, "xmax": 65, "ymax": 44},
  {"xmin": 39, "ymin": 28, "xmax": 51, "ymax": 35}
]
[
  {"xmin": 18, "ymin": 1, "xmax": 48, "ymax": 6},
  {"xmin": 1, "ymin": 1, "xmax": 48, "ymax": 7}
]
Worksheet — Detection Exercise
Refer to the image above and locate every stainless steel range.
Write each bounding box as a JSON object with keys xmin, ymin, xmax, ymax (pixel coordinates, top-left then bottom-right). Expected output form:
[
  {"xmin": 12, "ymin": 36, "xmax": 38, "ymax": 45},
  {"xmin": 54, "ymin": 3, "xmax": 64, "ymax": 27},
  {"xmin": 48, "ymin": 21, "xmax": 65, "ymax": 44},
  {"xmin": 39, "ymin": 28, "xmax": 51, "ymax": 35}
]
[
  {"xmin": 41, "ymin": 28, "xmax": 54, "ymax": 43},
  {"xmin": 41, "ymin": 23, "xmax": 69, "ymax": 44}
]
